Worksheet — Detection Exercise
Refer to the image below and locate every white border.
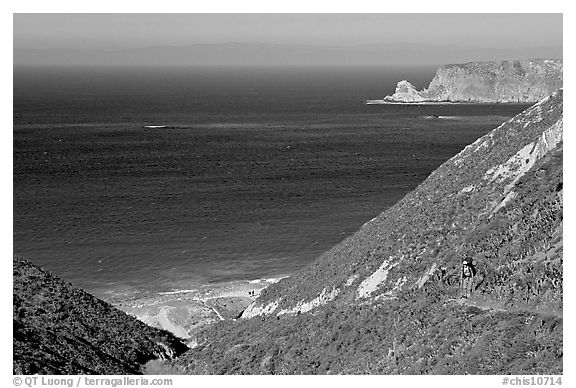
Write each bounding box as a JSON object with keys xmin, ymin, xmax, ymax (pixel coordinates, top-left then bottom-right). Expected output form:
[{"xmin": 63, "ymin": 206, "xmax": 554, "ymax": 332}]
[{"xmin": 3, "ymin": 6, "xmax": 570, "ymax": 387}]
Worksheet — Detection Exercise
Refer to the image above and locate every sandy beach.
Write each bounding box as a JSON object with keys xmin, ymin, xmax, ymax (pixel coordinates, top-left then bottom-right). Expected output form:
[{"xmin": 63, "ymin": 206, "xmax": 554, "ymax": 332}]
[{"xmin": 109, "ymin": 277, "xmax": 288, "ymax": 344}]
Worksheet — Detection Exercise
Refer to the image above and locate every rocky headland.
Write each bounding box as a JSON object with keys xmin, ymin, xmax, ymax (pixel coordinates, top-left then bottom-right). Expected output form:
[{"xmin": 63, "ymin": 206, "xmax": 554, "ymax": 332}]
[{"xmin": 375, "ymin": 59, "xmax": 562, "ymax": 104}]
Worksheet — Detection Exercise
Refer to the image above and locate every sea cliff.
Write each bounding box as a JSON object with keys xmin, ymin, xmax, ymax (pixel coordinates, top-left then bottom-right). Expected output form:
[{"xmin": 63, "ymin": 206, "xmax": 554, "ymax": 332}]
[{"xmin": 379, "ymin": 59, "xmax": 562, "ymax": 103}]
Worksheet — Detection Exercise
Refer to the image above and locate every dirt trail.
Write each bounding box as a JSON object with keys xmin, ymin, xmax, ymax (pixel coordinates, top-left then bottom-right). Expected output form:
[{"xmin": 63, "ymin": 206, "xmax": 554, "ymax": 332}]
[
  {"xmin": 196, "ymin": 299, "xmax": 225, "ymax": 321},
  {"xmin": 447, "ymin": 297, "xmax": 562, "ymax": 318},
  {"xmin": 451, "ymin": 298, "xmax": 506, "ymax": 312}
]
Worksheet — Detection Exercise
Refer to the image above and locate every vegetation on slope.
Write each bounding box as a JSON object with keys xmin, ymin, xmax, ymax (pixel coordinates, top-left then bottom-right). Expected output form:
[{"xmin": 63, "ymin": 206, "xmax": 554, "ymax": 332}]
[
  {"xmin": 13, "ymin": 258, "xmax": 189, "ymax": 374},
  {"xmin": 173, "ymin": 90, "xmax": 563, "ymax": 374}
]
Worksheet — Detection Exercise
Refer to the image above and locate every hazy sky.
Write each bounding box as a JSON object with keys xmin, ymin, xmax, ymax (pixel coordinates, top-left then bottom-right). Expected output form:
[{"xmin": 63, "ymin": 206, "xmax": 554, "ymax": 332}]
[{"xmin": 14, "ymin": 13, "xmax": 562, "ymax": 50}]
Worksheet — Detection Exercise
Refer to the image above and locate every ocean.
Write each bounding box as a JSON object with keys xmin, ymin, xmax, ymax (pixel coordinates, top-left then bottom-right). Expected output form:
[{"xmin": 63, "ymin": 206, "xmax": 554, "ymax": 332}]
[{"xmin": 13, "ymin": 66, "xmax": 531, "ymax": 300}]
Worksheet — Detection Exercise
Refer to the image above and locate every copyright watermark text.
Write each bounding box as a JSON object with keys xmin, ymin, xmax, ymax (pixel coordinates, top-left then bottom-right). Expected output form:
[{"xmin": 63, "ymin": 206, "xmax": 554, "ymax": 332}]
[
  {"xmin": 13, "ymin": 376, "xmax": 172, "ymax": 388},
  {"xmin": 502, "ymin": 376, "xmax": 562, "ymax": 386}
]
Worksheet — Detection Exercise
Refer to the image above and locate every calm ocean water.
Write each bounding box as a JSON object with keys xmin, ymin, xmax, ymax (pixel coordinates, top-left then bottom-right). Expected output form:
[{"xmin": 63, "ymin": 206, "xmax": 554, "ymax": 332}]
[{"xmin": 13, "ymin": 66, "xmax": 530, "ymax": 299}]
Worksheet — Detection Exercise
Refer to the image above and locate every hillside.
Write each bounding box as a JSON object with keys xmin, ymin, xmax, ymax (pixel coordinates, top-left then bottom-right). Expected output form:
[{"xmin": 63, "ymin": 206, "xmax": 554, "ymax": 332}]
[
  {"xmin": 173, "ymin": 90, "xmax": 563, "ymax": 374},
  {"xmin": 13, "ymin": 258, "xmax": 189, "ymax": 374},
  {"xmin": 382, "ymin": 60, "xmax": 562, "ymax": 103}
]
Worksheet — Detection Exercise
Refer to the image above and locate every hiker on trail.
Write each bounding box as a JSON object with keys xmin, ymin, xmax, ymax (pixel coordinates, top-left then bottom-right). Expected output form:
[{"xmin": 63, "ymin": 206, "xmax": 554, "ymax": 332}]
[{"xmin": 460, "ymin": 259, "xmax": 476, "ymax": 298}]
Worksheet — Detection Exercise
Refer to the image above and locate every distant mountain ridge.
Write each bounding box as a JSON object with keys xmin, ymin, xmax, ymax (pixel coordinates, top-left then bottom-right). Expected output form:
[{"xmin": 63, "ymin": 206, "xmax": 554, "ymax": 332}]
[
  {"xmin": 173, "ymin": 89, "xmax": 563, "ymax": 374},
  {"xmin": 14, "ymin": 43, "xmax": 562, "ymax": 67},
  {"xmin": 381, "ymin": 59, "xmax": 562, "ymax": 103}
]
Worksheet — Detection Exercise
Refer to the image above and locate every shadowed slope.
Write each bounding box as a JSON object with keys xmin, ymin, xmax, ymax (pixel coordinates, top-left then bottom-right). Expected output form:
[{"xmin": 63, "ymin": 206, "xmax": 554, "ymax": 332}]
[{"xmin": 13, "ymin": 258, "xmax": 189, "ymax": 374}]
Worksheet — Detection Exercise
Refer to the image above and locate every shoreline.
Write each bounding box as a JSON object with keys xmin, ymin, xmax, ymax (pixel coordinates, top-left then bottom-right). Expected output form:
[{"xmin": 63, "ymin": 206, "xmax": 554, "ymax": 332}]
[
  {"xmin": 366, "ymin": 99, "xmax": 532, "ymax": 105},
  {"xmin": 108, "ymin": 275, "xmax": 289, "ymax": 343}
]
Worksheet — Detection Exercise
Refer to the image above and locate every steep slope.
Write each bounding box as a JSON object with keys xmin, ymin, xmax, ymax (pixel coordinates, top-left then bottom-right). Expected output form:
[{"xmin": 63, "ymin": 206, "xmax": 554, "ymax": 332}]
[
  {"xmin": 383, "ymin": 60, "xmax": 562, "ymax": 103},
  {"xmin": 13, "ymin": 258, "xmax": 189, "ymax": 374},
  {"xmin": 174, "ymin": 90, "xmax": 563, "ymax": 374}
]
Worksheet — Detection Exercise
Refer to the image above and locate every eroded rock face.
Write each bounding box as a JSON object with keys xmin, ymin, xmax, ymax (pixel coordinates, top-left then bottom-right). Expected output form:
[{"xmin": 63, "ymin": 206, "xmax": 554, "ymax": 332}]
[{"xmin": 383, "ymin": 59, "xmax": 562, "ymax": 103}]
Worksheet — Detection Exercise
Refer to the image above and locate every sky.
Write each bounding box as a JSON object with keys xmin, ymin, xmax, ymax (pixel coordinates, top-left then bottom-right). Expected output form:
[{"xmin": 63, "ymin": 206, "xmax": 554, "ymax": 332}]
[
  {"xmin": 12, "ymin": 13, "xmax": 564, "ymax": 66},
  {"xmin": 14, "ymin": 13, "xmax": 562, "ymax": 50}
]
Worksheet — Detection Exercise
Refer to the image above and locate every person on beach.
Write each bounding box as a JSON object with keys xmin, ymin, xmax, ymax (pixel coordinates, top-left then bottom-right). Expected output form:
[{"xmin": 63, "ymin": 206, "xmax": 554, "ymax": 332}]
[{"xmin": 460, "ymin": 259, "xmax": 476, "ymax": 298}]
